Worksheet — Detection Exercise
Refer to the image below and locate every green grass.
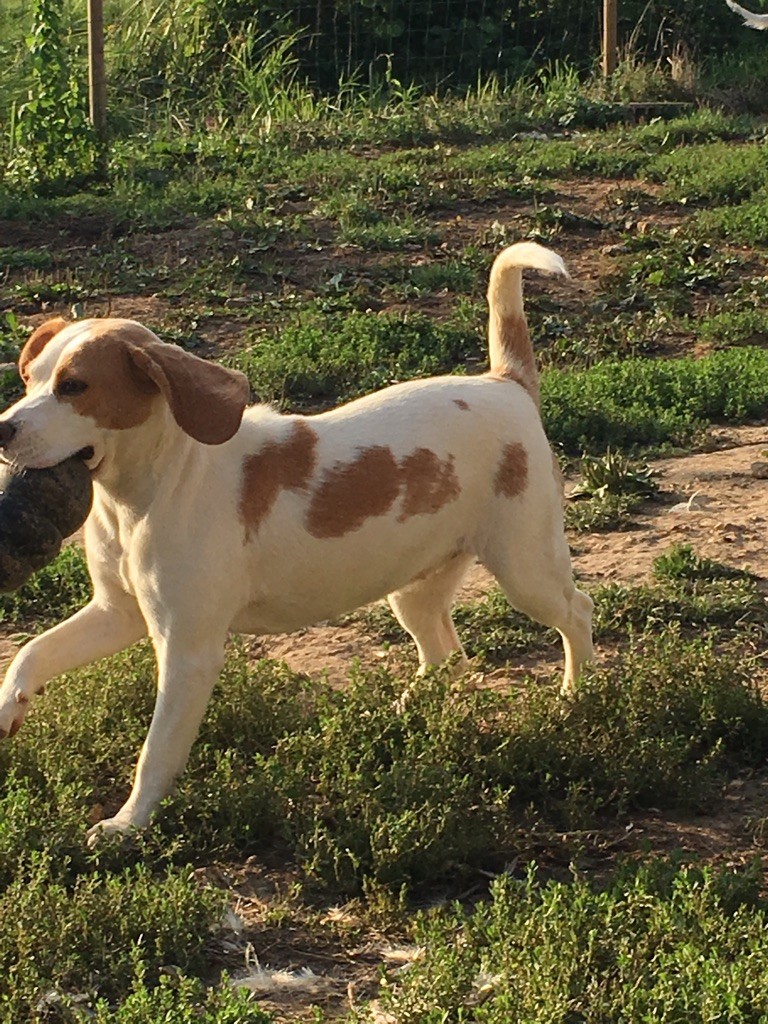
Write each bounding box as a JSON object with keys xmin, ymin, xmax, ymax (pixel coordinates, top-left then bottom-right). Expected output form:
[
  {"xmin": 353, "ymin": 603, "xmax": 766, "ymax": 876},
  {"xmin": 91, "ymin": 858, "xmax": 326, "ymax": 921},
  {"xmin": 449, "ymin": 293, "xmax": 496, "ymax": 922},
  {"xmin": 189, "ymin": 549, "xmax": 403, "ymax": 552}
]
[
  {"xmin": 541, "ymin": 347, "xmax": 768, "ymax": 454},
  {"xmin": 381, "ymin": 859, "xmax": 768, "ymax": 1023},
  {"xmin": 0, "ymin": 545, "xmax": 91, "ymax": 629}
]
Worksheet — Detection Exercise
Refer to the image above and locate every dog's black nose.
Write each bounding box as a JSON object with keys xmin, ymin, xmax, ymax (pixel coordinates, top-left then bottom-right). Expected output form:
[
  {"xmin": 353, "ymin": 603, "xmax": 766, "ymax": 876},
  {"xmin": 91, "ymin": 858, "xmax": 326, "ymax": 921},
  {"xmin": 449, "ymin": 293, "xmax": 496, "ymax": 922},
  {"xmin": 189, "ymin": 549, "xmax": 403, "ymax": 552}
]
[{"xmin": 0, "ymin": 421, "xmax": 16, "ymax": 447}]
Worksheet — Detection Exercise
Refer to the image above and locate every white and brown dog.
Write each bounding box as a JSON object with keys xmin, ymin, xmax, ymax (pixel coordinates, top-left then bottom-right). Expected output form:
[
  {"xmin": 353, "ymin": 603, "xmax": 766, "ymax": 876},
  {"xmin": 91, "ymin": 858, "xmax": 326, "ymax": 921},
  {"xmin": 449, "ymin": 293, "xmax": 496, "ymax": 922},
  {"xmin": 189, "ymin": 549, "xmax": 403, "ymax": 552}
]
[{"xmin": 0, "ymin": 242, "xmax": 593, "ymax": 843}]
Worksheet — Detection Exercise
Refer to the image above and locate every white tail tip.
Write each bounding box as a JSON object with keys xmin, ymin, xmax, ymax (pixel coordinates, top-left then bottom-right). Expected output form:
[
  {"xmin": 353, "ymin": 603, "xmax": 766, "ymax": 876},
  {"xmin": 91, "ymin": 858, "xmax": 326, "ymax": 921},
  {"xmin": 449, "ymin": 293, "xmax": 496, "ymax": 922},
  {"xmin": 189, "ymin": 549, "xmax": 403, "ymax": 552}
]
[
  {"xmin": 725, "ymin": 0, "xmax": 768, "ymax": 28},
  {"xmin": 490, "ymin": 241, "xmax": 569, "ymax": 281}
]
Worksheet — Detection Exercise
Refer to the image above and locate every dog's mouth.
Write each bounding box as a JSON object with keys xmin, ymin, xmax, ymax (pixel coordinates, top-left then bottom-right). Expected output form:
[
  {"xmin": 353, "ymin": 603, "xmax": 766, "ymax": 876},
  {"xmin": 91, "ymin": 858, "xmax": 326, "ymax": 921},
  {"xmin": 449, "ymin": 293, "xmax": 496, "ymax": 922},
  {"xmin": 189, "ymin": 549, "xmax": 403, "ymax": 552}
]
[{"xmin": 74, "ymin": 446, "xmax": 105, "ymax": 475}]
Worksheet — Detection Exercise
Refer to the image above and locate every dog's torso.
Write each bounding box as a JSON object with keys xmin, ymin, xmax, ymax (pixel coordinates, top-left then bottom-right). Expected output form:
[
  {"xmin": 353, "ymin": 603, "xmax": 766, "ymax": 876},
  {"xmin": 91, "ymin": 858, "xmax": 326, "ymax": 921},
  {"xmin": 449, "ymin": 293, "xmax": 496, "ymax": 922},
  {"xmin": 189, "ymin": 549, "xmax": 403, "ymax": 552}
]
[
  {"xmin": 86, "ymin": 373, "xmax": 556, "ymax": 637},
  {"xmin": 0, "ymin": 246, "xmax": 594, "ymax": 842}
]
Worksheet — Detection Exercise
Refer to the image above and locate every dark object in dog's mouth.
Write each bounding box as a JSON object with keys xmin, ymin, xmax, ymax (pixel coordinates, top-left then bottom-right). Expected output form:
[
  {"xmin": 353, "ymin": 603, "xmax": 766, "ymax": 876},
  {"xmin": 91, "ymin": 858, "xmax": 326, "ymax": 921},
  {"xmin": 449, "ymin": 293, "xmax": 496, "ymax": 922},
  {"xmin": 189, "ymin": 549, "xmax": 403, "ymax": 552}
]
[{"xmin": 0, "ymin": 455, "xmax": 94, "ymax": 592}]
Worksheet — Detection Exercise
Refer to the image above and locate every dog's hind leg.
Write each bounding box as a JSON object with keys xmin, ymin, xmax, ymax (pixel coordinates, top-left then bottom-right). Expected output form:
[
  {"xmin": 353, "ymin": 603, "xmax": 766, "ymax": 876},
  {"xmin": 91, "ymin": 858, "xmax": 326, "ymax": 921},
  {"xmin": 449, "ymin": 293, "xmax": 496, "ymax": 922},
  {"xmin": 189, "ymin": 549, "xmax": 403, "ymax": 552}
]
[
  {"xmin": 387, "ymin": 554, "xmax": 474, "ymax": 675},
  {"xmin": 482, "ymin": 528, "xmax": 593, "ymax": 695}
]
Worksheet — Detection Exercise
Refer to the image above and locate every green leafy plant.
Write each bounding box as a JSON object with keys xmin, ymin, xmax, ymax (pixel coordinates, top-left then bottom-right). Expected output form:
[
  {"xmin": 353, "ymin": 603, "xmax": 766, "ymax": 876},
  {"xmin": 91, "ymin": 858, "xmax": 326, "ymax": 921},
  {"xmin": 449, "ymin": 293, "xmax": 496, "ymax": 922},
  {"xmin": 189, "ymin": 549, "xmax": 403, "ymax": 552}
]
[
  {"xmin": 564, "ymin": 492, "xmax": 640, "ymax": 533},
  {"xmin": 9, "ymin": 0, "xmax": 99, "ymax": 188},
  {"xmin": 569, "ymin": 447, "xmax": 657, "ymax": 500}
]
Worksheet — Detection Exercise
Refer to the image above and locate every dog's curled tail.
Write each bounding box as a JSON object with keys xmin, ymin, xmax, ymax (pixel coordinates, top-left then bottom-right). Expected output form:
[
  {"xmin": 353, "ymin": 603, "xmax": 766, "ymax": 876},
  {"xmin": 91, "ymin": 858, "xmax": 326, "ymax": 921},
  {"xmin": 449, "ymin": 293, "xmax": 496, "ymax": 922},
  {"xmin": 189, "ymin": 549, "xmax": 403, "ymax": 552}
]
[
  {"xmin": 487, "ymin": 241, "xmax": 568, "ymax": 406},
  {"xmin": 725, "ymin": 0, "xmax": 768, "ymax": 29}
]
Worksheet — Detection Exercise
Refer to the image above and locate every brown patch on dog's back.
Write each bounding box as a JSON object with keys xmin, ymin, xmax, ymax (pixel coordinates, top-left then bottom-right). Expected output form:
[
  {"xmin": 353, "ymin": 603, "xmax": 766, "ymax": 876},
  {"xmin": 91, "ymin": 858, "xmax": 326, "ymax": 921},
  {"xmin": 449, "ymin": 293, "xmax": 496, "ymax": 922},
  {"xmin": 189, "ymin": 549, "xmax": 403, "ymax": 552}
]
[
  {"xmin": 54, "ymin": 334, "xmax": 158, "ymax": 429},
  {"xmin": 307, "ymin": 444, "xmax": 461, "ymax": 538},
  {"xmin": 307, "ymin": 446, "xmax": 401, "ymax": 539},
  {"xmin": 240, "ymin": 420, "xmax": 317, "ymax": 538},
  {"xmin": 495, "ymin": 442, "xmax": 528, "ymax": 499},
  {"xmin": 453, "ymin": 399, "xmax": 470, "ymax": 411},
  {"xmin": 399, "ymin": 448, "xmax": 460, "ymax": 521}
]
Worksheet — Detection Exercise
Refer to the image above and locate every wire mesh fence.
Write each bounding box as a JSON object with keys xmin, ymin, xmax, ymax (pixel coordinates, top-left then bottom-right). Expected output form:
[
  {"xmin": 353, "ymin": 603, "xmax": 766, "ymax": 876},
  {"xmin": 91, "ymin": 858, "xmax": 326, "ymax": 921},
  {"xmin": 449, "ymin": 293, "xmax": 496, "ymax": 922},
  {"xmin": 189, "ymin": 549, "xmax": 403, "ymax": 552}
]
[{"xmin": 0, "ymin": 0, "xmax": 758, "ymax": 112}]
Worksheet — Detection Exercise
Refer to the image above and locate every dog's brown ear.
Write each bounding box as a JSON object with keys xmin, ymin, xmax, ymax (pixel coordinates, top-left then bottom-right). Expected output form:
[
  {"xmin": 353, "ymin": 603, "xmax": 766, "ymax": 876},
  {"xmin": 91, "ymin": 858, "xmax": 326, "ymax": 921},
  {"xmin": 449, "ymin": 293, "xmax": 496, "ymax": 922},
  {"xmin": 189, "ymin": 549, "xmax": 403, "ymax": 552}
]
[
  {"xmin": 19, "ymin": 318, "xmax": 69, "ymax": 383},
  {"xmin": 127, "ymin": 342, "xmax": 250, "ymax": 444}
]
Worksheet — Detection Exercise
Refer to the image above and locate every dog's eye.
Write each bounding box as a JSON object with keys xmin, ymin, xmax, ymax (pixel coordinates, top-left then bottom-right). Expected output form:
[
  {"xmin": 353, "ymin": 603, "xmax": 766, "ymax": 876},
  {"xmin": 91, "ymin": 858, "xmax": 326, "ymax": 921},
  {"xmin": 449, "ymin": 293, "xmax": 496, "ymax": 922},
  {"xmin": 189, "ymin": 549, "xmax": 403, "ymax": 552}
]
[{"xmin": 56, "ymin": 378, "xmax": 88, "ymax": 397}]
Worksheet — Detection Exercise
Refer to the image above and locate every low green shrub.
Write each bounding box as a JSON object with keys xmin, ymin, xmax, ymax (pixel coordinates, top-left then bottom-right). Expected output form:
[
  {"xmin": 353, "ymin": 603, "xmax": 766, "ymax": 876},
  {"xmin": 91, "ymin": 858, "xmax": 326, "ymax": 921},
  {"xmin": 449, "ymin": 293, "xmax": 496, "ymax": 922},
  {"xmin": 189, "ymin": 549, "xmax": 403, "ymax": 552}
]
[
  {"xmin": 0, "ymin": 854, "xmax": 223, "ymax": 1022},
  {"xmin": 541, "ymin": 347, "xmax": 768, "ymax": 453},
  {"xmin": 0, "ymin": 544, "xmax": 92, "ymax": 628},
  {"xmin": 382, "ymin": 860, "xmax": 768, "ymax": 1023}
]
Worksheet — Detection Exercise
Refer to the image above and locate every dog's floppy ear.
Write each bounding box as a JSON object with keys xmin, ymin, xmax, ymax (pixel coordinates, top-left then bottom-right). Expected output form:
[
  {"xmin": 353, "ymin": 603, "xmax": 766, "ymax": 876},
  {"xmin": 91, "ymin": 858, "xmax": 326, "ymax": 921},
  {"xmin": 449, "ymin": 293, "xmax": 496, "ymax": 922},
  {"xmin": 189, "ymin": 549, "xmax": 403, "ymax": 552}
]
[
  {"xmin": 127, "ymin": 342, "xmax": 250, "ymax": 444},
  {"xmin": 19, "ymin": 318, "xmax": 69, "ymax": 383}
]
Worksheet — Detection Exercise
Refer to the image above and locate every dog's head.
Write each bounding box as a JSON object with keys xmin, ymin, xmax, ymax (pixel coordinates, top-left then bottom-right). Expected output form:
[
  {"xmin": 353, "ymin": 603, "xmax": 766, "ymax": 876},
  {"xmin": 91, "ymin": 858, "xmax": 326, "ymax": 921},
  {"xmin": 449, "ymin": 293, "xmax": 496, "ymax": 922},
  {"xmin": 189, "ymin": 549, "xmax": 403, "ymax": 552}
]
[{"xmin": 0, "ymin": 318, "xmax": 250, "ymax": 472}]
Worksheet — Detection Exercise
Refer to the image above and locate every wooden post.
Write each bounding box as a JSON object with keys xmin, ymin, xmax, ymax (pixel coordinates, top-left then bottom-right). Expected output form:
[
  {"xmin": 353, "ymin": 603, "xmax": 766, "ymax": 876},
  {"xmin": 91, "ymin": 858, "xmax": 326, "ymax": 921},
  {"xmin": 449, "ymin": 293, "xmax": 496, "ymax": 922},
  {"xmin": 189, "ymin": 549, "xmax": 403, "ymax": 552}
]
[
  {"xmin": 602, "ymin": 0, "xmax": 617, "ymax": 77},
  {"xmin": 87, "ymin": 0, "xmax": 107, "ymax": 141}
]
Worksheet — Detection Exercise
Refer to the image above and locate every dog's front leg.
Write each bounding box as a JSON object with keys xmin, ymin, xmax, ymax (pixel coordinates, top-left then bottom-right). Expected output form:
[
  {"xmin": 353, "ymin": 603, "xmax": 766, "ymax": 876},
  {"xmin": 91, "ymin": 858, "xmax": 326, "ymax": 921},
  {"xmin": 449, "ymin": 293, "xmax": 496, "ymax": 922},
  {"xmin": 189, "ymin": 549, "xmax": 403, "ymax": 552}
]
[
  {"xmin": 0, "ymin": 598, "xmax": 146, "ymax": 739},
  {"xmin": 86, "ymin": 634, "xmax": 226, "ymax": 845}
]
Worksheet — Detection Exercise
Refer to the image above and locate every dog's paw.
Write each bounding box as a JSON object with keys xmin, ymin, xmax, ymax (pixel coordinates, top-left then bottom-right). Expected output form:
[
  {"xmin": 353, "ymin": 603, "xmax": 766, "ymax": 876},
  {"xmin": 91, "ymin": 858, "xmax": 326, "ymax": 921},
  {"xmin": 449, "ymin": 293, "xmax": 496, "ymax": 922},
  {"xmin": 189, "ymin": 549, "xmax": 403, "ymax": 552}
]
[
  {"xmin": 86, "ymin": 816, "xmax": 139, "ymax": 849},
  {"xmin": 0, "ymin": 686, "xmax": 34, "ymax": 739}
]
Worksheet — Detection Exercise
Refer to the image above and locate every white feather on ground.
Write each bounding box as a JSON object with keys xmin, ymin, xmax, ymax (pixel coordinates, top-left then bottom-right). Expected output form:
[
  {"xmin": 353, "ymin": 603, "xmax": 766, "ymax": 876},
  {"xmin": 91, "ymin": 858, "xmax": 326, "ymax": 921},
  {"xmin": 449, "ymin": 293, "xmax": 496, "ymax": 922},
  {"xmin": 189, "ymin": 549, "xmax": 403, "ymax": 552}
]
[
  {"xmin": 233, "ymin": 963, "xmax": 329, "ymax": 996},
  {"xmin": 725, "ymin": 0, "xmax": 768, "ymax": 28}
]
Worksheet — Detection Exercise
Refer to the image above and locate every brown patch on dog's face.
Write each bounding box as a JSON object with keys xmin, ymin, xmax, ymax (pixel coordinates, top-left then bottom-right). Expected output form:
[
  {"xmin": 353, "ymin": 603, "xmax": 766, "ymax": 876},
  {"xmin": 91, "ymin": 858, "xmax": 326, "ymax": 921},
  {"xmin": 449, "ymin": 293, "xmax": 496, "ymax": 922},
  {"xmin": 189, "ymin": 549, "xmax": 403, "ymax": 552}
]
[
  {"xmin": 453, "ymin": 399, "xmax": 470, "ymax": 411},
  {"xmin": 494, "ymin": 442, "xmax": 528, "ymax": 498},
  {"xmin": 19, "ymin": 318, "xmax": 68, "ymax": 385},
  {"xmin": 307, "ymin": 446, "xmax": 402, "ymax": 539},
  {"xmin": 53, "ymin": 335, "xmax": 158, "ymax": 429},
  {"xmin": 399, "ymin": 448, "xmax": 460, "ymax": 521},
  {"xmin": 240, "ymin": 421, "xmax": 318, "ymax": 538}
]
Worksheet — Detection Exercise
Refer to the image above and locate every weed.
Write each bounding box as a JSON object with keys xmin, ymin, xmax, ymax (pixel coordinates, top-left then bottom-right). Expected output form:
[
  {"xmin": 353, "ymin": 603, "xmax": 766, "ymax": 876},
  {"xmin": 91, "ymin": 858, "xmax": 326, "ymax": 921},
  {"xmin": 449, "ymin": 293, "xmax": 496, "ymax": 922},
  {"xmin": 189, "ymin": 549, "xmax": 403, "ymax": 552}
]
[
  {"xmin": 231, "ymin": 307, "xmax": 477, "ymax": 405},
  {"xmin": 0, "ymin": 246, "xmax": 54, "ymax": 272},
  {"xmin": 695, "ymin": 306, "xmax": 768, "ymax": 347},
  {"xmin": 8, "ymin": 0, "xmax": 98, "ymax": 189},
  {"xmin": 616, "ymin": 236, "xmax": 743, "ymax": 311},
  {"xmin": 652, "ymin": 542, "xmax": 753, "ymax": 582},
  {"xmin": 648, "ymin": 140, "xmax": 768, "ymax": 205},
  {"xmin": 91, "ymin": 971, "xmax": 268, "ymax": 1023},
  {"xmin": 564, "ymin": 492, "xmax": 641, "ymax": 533},
  {"xmin": 569, "ymin": 448, "xmax": 657, "ymax": 500},
  {"xmin": 0, "ymin": 855, "xmax": 225, "ymax": 1021},
  {"xmin": 695, "ymin": 189, "xmax": 768, "ymax": 246}
]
